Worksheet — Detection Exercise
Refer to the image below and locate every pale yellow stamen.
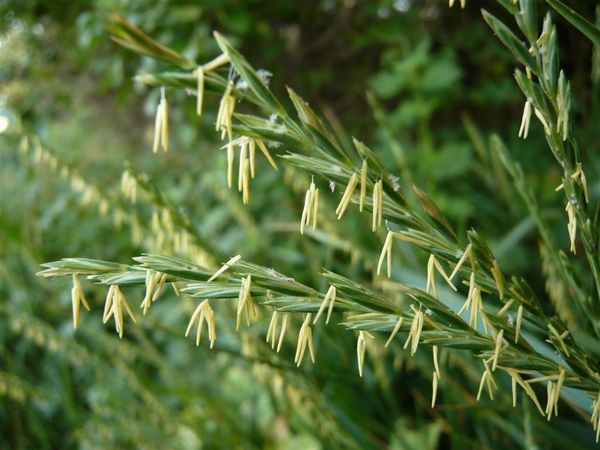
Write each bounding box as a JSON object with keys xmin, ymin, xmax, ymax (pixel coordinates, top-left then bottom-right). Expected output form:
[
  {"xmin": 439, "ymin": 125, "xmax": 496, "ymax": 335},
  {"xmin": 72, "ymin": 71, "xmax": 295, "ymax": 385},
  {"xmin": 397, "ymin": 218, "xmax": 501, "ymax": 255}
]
[
  {"xmin": 295, "ymin": 314, "xmax": 315, "ymax": 366},
  {"xmin": 518, "ymin": 100, "xmax": 532, "ymax": 139},
  {"xmin": 256, "ymin": 139, "xmax": 278, "ymax": 171},
  {"xmin": 152, "ymin": 88, "xmax": 169, "ymax": 153},
  {"xmin": 152, "ymin": 273, "xmax": 167, "ymax": 303},
  {"xmin": 335, "ymin": 173, "xmax": 358, "ymax": 219},
  {"xmin": 71, "ymin": 274, "xmax": 91, "ymax": 330},
  {"xmin": 545, "ymin": 381, "xmax": 555, "ymax": 420},
  {"xmin": 476, "ymin": 360, "xmax": 497, "ymax": 401},
  {"xmin": 185, "ymin": 299, "xmax": 217, "ymax": 348},
  {"xmin": 427, "ymin": 254, "xmax": 457, "ymax": 296},
  {"xmin": 377, "ymin": 231, "xmax": 394, "ymax": 278},
  {"xmin": 372, "ymin": 181, "xmax": 382, "ymax": 232},
  {"xmin": 236, "ymin": 275, "xmax": 253, "ymax": 331},
  {"xmin": 300, "ymin": 181, "xmax": 319, "ymax": 234},
  {"xmin": 431, "ymin": 371, "xmax": 440, "ymax": 407},
  {"xmin": 103, "ymin": 285, "xmax": 116, "ymax": 323},
  {"xmin": 448, "ymin": 243, "xmax": 471, "ymax": 280},
  {"xmin": 312, "ymin": 188, "xmax": 319, "ymax": 230},
  {"xmin": 216, "ymin": 81, "xmax": 235, "ymax": 142},
  {"xmin": 356, "ymin": 330, "xmax": 373, "ymax": 377},
  {"xmin": 508, "ymin": 369, "xmax": 544, "ymax": 415},
  {"xmin": 201, "ymin": 53, "xmax": 230, "ymax": 72},
  {"xmin": 553, "ymin": 367, "xmax": 565, "ymax": 417},
  {"xmin": 459, "ymin": 273, "xmax": 483, "ymax": 329},
  {"xmin": 515, "ymin": 304, "xmax": 523, "ymax": 344},
  {"xmin": 359, "ymin": 160, "xmax": 367, "ymax": 212},
  {"xmin": 313, "ymin": 285, "xmax": 337, "ymax": 325},
  {"xmin": 195, "ymin": 67, "xmax": 204, "ymax": 116},
  {"xmin": 433, "ymin": 256, "xmax": 456, "ymax": 291},
  {"xmin": 433, "ymin": 345, "xmax": 441, "ymax": 378},
  {"xmin": 497, "ymin": 299, "xmax": 514, "ymax": 318},
  {"xmin": 266, "ymin": 311, "xmax": 279, "ymax": 349},
  {"xmin": 277, "ymin": 313, "xmax": 288, "ymax": 353},
  {"xmin": 491, "ymin": 329, "xmax": 504, "ymax": 371},
  {"xmin": 491, "ymin": 260, "xmax": 504, "ymax": 299},
  {"xmin": 377, "ymin": 181, "xmax": 383, "ymax": 227},
  {"xmin": 242, "ymin": 159, "xmax": 251, "ymax": 205},
  {"xmin": 534, "ymin": 107, "xmax": 551, "ymax": 135},
  {"xmin": 565, "ymin": 201, "xmax": 577, "ymax": 254},
  {"xmin": 238, "ymin": 140, "xmax": 247, "ymax": 192},
  {"xmin": 102, "ymin": 285, "xmax": 136, "ymax": 338},
  {"xmin": 403, "ymin": 308, "xmax": 424, "ymax": 355},
  {"xmin": 160, "ymin": 87, "xmax": 169, "ymax": 151},
  {"xmin": 208, "ymin": 255, "xmax": 241, "ymax": 282},
  {"xmin": 571, "ymin": 163, "xmax": 589, "ymax": 204},
  {"xmin": 141, "ymin": 270, "xmax": 157, "ymax": 315},
  {"xmin": 548, "ymin": 324, "xmax": 570, "ymax": 357},
  {"xmin": 592, "ymin": 391, "xmax": 600, "ymax": 442},
  {"xmin": 511, "ymin": 376, "xmax": 517, "ymax": 407},
  {"xmin": 426, "ymin": 255, "xmax": 438, "ymax": 297},
  {"xmin": 385, "ymin": 316, "xmax": 403, "ymax": 348}
]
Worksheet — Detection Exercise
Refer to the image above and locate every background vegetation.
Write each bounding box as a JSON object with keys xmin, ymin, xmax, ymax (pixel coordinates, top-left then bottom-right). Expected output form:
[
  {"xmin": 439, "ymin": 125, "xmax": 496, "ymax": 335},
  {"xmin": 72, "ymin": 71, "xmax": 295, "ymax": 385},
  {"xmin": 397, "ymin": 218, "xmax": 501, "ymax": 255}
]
[{"xmin": 1, "ymin": 0, "xmax": 599, "ymax": 449}]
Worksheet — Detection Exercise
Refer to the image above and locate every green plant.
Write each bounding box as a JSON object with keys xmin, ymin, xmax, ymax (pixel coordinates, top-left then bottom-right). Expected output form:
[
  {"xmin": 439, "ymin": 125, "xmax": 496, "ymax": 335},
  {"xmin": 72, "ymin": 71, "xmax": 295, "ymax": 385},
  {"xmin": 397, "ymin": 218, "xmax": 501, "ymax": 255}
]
[{"xmin": 8, "ymin": 1, "xmax": 600, "ymax": 447}]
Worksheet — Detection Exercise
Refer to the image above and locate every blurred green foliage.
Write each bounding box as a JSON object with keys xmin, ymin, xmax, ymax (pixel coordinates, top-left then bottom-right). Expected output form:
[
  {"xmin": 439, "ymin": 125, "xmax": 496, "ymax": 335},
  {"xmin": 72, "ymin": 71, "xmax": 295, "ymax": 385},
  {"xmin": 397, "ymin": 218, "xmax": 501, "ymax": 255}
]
[{"xmin": 1, "ymin": 0, "xmax": 600, "ymax": 449}]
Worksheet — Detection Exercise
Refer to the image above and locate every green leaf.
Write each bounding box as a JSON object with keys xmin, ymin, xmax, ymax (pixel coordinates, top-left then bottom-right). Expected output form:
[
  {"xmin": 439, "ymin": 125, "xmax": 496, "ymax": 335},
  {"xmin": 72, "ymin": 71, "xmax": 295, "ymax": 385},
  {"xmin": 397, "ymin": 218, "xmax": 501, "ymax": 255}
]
[
  {"xmin": 420, "ymin": 330, "xmax": 492, "ymax": 351},
  {"xmin": 213, "ymin": 31, "xmax": 285, "ymax": 113},
  {"xmin": 37, "ymin": 258, "xmax": 129, "ymax": 278},
  {"xmin": 322, "ymin": 270, "xmax": 399, "ymax": 313},
  {"xmin": 412, "ymin": 185, "xmax": 457, "ymax": 240},
  {"xmin": 286, "ymin": 87, "xmax": 327, "ymax": 135},
  {"xmin": 516, "ymin": 0, "xmax": 538, "ymax": 42},
  {"xmin": 106, "ymin": 15, "xmax": 195, "ymax": 68},
  {"xmin": 482, "ymin": 10, "xmax": 537, "ymax": 72},
  {"xmin": 545, "ymin": 0, "xmax": 600, "ymax": 46}
]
